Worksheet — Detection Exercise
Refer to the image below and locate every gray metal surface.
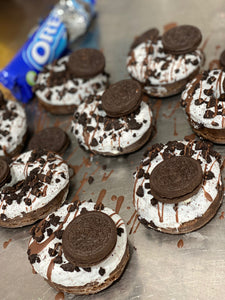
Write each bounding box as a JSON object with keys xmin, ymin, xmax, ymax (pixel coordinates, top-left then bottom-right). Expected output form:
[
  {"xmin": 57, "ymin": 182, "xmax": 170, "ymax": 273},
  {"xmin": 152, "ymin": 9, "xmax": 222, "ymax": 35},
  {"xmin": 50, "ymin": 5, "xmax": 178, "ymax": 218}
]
[{"xmin": 1, "ymin": 1, "xmax": 225, "ymax": 299}]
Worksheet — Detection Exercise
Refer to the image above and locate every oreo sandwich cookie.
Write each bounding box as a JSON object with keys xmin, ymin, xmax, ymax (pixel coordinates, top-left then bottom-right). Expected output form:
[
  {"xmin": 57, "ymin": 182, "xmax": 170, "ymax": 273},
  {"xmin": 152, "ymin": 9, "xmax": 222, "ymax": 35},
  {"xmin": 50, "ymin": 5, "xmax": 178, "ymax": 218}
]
[
  {"xmin": 27, "ymin": 201, "xmax": 129, "ymax": 295},
  {"xmin": 33, "ymin": 49, "xmax": 109, "ymax": 115},
  {"xmin": 102, "ymin": 79, "xmax": 142, "ymax": 117},
  {"xmin": 28, "ymin": 127, "xmax": 70, "ymax": 155},
  {"xmin": 127, "ymin": 25, "xmax": 204, "ymax": 97},
  {"xmin": 162, "ymin": 25, "xmax": 202, "ymax": 55},
  {"xmin": 71, "ymin": 81, "xmax": 153, "ymax": 156},
  {"xmin": 0, "ymin": 90, "xmax": 27, "ymax": 157},
  {"xmin": 181, "ymin": 69, "xmax": 225, "ymax": 144},
  {"xmin": 0, "ymin": 149, "xmax": 69, "ymax": 228},
  {"xmin": 133, "ymin": 140, "xmax": 223, "ymax": 234}
]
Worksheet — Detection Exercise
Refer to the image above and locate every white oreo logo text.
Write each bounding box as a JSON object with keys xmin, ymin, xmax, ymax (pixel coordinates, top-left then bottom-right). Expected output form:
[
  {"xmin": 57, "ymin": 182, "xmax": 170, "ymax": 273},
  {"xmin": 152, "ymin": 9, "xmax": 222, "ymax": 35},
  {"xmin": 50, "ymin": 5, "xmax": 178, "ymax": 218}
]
[{"xmin": 24, "ymin": 15, "xmax": 67, "ymax": 71}]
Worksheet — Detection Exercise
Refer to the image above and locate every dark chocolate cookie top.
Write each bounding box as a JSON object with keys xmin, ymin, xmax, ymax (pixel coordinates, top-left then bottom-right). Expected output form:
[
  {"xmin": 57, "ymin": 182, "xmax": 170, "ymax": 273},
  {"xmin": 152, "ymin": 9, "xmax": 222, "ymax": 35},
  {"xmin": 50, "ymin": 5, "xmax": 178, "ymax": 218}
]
[
  {"xmin": 220, "ymin": 50, "xmax": 225, "ymax": 68},
  {"xmin": 102, "ymin": 79, "xmax": 142, "ymax": 117},
  {"xmin": 28, "ymin": 127, "xmax": 69, "ymax": 154},
  {"xmin": 0, "ymin": 159, "xmax": 10, "ymax": 188},
  {"xmin": 162, "ymin": 25, "xmax": 202, "ymax": 55},
  {"xmin": 131, "ymin": 28, "xmax": 159, "ymax": 49},
  {"xmin": 68, "ymin": 48, "xmax": 105, "ymax": 79},
  {"xmin": 62, "ymin": 211, "xmax": 117, "ymax": 267},
  {"xmin": 150, "ymin": 156, "xmax": 203, "ymax": 203}
]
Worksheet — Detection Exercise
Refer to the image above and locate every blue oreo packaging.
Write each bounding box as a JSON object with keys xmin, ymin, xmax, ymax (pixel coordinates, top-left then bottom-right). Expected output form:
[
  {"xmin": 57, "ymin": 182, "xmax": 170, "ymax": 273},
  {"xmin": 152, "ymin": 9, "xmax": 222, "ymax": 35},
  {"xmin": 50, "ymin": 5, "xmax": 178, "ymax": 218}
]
[{"xmin": 0, "ymin": 0, "xmax": 95, "ymax": 103}]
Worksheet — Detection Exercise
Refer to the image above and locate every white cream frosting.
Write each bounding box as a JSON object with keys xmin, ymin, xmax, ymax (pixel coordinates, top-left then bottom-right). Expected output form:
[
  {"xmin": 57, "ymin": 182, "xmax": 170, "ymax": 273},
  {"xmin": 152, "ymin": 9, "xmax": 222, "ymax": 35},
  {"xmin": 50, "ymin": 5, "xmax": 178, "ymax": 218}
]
[
  {"xmin": 133, "ymin": 141, "xmax": 222, "ymax": 230},
  {"xmin": 35, "ymin": 56, "xmax": 109, "ymax": 106},
  {"xmin": 71, "ymin": 91, "xmax": 153, "ymax": 155},
  {"xmin": 0, "ymin": 100, "xmax": 27, "ymax": 156},
  {"xmin": 28, "ymin": 202, "xmax": 128, "ymax": 288},
  {"xmin": 181, "ymin": 69, "xmax": 225, "ymax": 129},
  {"xmin": 127, "ymin": 38, "xmax": 203, "ymax": 92},
  {"xmin": 0, "ymin": 150, "xmax": 69, "ymax": 220}
]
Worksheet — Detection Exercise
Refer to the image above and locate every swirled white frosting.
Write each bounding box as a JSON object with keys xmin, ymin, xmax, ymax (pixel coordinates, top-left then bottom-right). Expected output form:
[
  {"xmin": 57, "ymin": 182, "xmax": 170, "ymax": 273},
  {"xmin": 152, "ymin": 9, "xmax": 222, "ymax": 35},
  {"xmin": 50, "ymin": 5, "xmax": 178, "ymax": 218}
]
[
  {"xmin": 0, "ymin": 150, "xmax": 69, "ymax": 220},
  {"xmin": 0, "ymin": 100, "xmax": 27, "ymax": 156}
]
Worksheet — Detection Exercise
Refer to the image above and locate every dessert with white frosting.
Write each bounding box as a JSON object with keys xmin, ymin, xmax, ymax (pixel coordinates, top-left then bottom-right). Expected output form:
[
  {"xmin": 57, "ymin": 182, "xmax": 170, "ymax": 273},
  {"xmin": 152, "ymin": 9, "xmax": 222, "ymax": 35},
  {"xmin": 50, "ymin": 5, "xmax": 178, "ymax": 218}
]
[
  {"xmin": 181, "ymin": 69, "xmax": 225, "ymax": 143},
  {"xmin": 0, "ymin": 149, "xmax": 69, "ymax": 227},
  {"xmin": 127, "ymin": 26, "xmax": 204, "ymax": 97},
  {"xmin": 33, "ymin": 48, "xmax": 109, "ymax": 114},
  {"xmin": 71, "ymin": 80, "xmax": 153, "ymax": 156},
  {"xmin": 27, "ymin": 201, "xmax": 129, "ymax": 295},
  {"xmin": 133, "ymin": 140, "xmax": 223, "ymax": 234},
  {"xmin": 0, "ymin": 91, "xmax": 27, "ymax": 157}
]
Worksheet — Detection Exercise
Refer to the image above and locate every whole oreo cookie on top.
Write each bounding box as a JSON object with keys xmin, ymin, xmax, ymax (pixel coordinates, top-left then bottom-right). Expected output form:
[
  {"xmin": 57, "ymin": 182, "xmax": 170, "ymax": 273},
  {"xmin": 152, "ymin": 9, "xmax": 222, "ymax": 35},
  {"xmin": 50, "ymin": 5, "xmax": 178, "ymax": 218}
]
[
  {"xmin": 127, "ymin": 26, "xmax": 204, "ymax": 97},
  {"xmin": 102, "ymin": 79, "xmax": 142, "ymax": 117},
  {"xmin": 33, "ymin": 49, "xmax": 109, "ymax": 115},
  {"xmin": 181, "ymin": 69, "xmax": 225, "ymax": 144},
  {"xmin": 28, "ymin": 127, "xmax": 70, "ymax": 155},
  {"xmin": 133, "ymin": 140, "xmax": 223, "ymax": 234},
  {"xmin": 27, "ymin": 201, "xmax": 129, "ymax": 295},
  {"xmin": 68, "ymin": 48, "xmax": 105, "ymax": 79},
  {"xmin": 150, "ymin": 156, "xmax": 203, "ymax": 203},
  {"xmin": 62, "ymin": 211, "xmax": 117, "ymax": 267},
  {"xmin": 162, "ymin": 25, "xmax": 202, "ymax": 55}
]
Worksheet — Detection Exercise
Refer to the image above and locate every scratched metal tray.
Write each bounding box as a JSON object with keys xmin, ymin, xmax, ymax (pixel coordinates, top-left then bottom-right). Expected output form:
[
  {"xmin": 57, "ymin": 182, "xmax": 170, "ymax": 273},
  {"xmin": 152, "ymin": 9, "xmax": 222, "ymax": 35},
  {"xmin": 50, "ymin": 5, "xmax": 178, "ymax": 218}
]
[{"xmin": 1, "ymin": 0, "xmax": 225, "ymax": 299}]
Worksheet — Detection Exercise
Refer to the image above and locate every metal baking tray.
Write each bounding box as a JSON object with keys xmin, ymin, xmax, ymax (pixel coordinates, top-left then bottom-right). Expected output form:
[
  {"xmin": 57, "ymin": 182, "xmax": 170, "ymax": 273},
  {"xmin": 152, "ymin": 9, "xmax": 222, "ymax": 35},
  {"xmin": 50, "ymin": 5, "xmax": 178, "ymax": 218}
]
[{"xmin": 1, "ymin": 1, "xmax": 225, "ymax": 299}]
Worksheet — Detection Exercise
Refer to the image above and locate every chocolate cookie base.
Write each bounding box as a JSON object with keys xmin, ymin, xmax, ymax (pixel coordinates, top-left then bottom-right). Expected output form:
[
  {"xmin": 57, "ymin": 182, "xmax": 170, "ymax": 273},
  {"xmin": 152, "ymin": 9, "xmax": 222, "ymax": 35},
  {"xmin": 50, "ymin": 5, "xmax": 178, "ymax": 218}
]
[
  {"xmin": 0, "ymin": 184, "xmax": 69, "ymax": 228},
  {"xmin": 189, "ymin": 121, "xmax": 225, "ymax": 144},
  {"xmin": 45, "ymin": 243, "xmax": 130, "ymax": 295},
  {"xmin": 37, "ymin": 97, "xmax": 77, "ymax": 115},
  {"xmin": 141, "ymin": 67, "xmax": 201, "ymax": 98},
  {"xmin": 139, "ymin": 182, "xmax": 223, "ymax": 234},
  {"xmin": 82, "ymin": 123, "xmax": 153, "ymax": 157}
]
